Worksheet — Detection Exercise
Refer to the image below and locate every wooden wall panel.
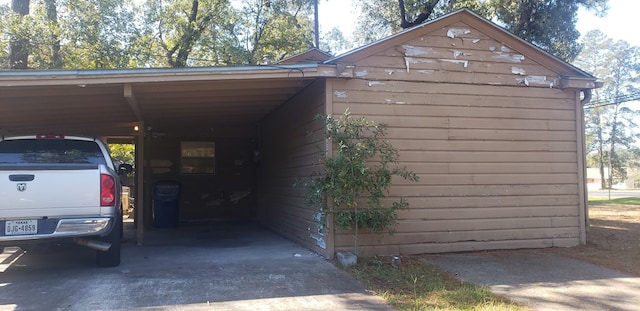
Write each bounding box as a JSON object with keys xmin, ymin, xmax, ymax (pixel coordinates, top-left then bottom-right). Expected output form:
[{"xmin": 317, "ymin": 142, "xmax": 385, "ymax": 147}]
[
  {"xmin": 258, "ymin": 80, "xmax": 328, "ymax": 256},
  {"xmin": 330, "ymin": 20, "xmax": 582, "ymax": 256}
]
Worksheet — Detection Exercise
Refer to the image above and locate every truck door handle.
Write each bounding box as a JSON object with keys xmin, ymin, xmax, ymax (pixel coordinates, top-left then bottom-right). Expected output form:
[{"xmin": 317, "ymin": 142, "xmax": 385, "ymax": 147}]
[{"xmin": 9, "ymin": 174, "xmax": 35, "ymax": 182}]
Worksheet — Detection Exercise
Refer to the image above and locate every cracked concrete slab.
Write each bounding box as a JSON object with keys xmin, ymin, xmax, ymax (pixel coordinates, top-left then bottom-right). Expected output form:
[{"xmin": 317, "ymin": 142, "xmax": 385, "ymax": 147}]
[
  {"xmin": 0, "ymin": 222, "xmax": 392, "ymax": 311},
  {"xmin": 424, "ymin": 252, "xmax": 640, "ymax": 311}
]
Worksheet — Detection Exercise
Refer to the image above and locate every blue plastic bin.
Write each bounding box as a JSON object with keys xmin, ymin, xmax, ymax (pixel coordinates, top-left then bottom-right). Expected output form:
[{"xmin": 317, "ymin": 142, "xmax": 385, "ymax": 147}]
[{"xmin": 152, "ymin": 182, "xmax": 180, "ymax": 228}]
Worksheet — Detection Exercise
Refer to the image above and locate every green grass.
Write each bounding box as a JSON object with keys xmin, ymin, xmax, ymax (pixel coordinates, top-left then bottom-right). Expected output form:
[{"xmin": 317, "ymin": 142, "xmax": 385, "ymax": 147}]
[
  {"xmin": 346, "ymin": 257, "xmax": 530, "ymax": 311},
  {"xmin": 588, "ymin": 197, "xmax": 640, "ymax": 206}
]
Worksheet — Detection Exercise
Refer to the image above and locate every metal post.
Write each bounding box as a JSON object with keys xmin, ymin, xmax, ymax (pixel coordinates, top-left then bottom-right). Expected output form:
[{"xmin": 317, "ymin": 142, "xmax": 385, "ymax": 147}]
[
  {"xmin": 314, "ymin": 0, "xmax": 319, "ymax": 48},
  {"xmin": 136, "ymin": 122, "xmax": 145, "ymax": 245}
]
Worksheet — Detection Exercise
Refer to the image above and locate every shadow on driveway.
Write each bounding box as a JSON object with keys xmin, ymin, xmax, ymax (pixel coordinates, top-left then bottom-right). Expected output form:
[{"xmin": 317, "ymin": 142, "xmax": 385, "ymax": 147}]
[{"xmin": 0, "ymin": 221, "xmax": 392, "ymax": 311}]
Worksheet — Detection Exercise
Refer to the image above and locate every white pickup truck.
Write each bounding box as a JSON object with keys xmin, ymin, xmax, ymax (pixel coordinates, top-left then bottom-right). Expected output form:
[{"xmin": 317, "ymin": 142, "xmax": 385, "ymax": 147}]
[{"xmin": 0, "ymin": 135, "xmax": 124, "ymax": 267}]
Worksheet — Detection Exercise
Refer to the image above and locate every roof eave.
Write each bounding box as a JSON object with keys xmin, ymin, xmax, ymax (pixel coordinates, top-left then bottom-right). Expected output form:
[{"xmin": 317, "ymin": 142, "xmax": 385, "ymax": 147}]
[{"xmin": 0, "ymin": 64, "xmax": 338, "ymax": 87}]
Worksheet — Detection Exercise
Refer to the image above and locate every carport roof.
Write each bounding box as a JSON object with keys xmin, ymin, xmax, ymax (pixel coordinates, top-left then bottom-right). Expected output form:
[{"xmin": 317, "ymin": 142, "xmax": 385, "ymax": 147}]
[{"xmin": 0, "ymin": 63, "xmax": 338, "ymax": 137}]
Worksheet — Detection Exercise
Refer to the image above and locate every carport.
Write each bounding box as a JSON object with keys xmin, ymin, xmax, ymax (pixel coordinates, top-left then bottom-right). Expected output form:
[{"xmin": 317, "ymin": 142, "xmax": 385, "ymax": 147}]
[{"xmin": 0, "ymin": 64, "xmax": 338, "ymax": 255}]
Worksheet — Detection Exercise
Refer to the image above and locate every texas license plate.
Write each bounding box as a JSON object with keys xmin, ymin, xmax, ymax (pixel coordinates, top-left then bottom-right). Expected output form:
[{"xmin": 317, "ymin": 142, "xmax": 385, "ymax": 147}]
[{"xmin": 5, "ymin": 220, "xmax": 38, "ymax": 235}]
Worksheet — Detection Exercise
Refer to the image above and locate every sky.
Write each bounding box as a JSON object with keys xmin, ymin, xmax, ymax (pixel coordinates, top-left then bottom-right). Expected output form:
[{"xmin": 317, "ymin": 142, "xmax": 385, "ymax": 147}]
[{"xmin": 575, "ymin": 0, "xmax": 639, "ymax": 47}]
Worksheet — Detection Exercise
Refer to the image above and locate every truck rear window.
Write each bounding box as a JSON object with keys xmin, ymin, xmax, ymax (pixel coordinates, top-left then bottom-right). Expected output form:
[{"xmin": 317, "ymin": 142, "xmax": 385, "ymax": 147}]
[{"xmin": 0, "ymin": 139, "xmax": 107, "ymax": 165}]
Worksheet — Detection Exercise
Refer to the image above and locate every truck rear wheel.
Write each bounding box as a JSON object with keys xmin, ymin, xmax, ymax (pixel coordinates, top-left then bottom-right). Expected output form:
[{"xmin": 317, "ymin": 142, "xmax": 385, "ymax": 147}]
[{"xmin": 96, "ymin": 217, "xmax": 121, "ymax": 267}]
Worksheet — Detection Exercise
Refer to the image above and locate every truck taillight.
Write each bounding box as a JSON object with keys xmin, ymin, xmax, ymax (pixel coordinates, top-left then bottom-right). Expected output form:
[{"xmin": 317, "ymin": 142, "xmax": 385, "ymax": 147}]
[
  {"xmin": 36, "ymin": 134, "xmax": 65, "ymax": 139},
  {"xmin": 100, "ymin": 174, "xmax": 116, "ymax": 206}
]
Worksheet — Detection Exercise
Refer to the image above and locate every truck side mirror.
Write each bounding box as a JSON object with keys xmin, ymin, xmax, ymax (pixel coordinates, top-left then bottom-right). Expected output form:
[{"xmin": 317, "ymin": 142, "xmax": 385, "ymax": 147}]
[{"xmin": 118, "ymin": 163, "xmax": 134, "ymax": 175}]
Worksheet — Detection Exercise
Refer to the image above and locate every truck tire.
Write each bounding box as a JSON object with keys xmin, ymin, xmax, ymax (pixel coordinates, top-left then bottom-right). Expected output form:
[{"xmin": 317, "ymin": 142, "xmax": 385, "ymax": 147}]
[{"xmin": 96, "ymin": 217, "xmax": 121, "ymax": 267}]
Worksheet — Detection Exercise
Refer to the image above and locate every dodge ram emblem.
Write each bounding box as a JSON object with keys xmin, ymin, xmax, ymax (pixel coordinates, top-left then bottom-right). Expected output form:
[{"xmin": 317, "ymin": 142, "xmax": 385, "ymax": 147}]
[{"xmin": 17, "ymin": 183, "xmax": 26, "ymax": 192}]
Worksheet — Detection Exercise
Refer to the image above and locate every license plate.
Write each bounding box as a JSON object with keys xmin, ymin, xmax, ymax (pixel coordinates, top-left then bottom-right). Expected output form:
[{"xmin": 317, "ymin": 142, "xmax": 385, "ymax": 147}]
[{"xmin": 5, "ymin": 220, "xmax": 38, "ymax": 236}]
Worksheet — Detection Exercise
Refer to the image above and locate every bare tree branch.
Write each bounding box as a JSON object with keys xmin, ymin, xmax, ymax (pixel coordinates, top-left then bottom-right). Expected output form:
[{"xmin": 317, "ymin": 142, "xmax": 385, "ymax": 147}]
[{"xmin": 399, "ymin": 0, "xmax": 440, "ymax": 29}]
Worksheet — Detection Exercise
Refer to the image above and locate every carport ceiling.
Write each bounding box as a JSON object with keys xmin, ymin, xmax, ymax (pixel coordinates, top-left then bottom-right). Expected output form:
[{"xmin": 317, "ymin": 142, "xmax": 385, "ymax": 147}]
[{"xmin": 0, "ymin": 65, "xmax": 334, "ymax": 137}]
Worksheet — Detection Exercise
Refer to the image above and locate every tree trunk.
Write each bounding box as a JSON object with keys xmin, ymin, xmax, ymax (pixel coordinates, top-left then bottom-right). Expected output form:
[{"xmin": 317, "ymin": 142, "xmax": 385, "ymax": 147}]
[
  {"xmin": 9, "ymin": 0, "xmax": 29, "ymax": 69},
  {"xmin": 45, "ymin": 0, "xmax": 63, "ymax": 69},
  {"xmin": 166, "ymin": 0, "xmax": 213, "ymax": 67},
  {"xmin": 609, "ymin": 102, "xmax": 621, "ymax": 187},
  {"xmin": 398, "ymin": 0, "xmax": 439, "ymax": 28}
]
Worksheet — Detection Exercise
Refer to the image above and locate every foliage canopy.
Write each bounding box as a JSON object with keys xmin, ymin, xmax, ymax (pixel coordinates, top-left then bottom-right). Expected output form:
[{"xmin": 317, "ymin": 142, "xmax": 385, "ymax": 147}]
[
  {"xmin": 574, "ymin": 30, "xmax": 640, "ymax": 189},
  {"xmin": 355, "ymin": 0, "xmax": 608, "ymax": 61},
  {"xmin": 0, "ymin": 0, "xmax": 315, "ymax": 69},
  {"xmin": 1, "ymin": 0, "xmax": 610, "ymax": 68}
]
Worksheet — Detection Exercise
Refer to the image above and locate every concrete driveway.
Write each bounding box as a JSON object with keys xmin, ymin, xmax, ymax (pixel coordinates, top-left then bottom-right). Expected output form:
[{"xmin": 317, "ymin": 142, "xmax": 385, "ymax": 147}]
[
  {"xmin": 425, "ymin": 253, "xmax": 640, "ymax": 311},
  {"xmin": 589, "ymin": 189, "xmax": 640, "ymax": 198},
  {"xmin": 0, "ymin": 221, "xmax": 393, "ymax": 311}
]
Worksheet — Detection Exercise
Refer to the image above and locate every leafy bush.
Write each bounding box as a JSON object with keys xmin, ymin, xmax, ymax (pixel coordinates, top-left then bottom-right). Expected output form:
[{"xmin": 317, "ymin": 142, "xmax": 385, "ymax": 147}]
[{"xmin": 299, "ymin": 109, "xmax": 419, "ymax": 255}]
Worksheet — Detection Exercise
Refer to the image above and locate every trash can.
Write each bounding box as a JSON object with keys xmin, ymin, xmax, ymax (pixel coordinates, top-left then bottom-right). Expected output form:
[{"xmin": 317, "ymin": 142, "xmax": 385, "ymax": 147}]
[{"xmin": 152, "ymin": 181, "xmax": 180, "ymax": 228}]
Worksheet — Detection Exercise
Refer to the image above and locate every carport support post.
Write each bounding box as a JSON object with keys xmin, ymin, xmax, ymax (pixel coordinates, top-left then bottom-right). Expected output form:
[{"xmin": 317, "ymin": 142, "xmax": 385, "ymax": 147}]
[{"xmin": 136, "ymin": 122, "xmax": 145, "ymax": 245}]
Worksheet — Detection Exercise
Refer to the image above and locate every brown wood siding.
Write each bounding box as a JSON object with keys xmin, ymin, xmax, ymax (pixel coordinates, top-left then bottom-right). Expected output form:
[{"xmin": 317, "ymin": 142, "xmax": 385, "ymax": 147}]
[
  {"xmin": 330, "ymin": 21, "xmax": 582, "ymax": 256},
  {"xmin": 258, "ymin": 80, "xmax": 328, "ymax": 256}
]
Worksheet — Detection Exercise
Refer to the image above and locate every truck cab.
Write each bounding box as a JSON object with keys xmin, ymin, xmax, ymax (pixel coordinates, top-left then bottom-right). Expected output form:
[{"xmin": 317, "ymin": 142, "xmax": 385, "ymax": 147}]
[{"xmin": 0, "ymin": 135, "xmax": 122, "ymax": 267}]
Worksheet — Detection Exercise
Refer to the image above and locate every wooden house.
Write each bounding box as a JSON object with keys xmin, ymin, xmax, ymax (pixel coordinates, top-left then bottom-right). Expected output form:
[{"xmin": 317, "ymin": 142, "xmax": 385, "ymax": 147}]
[{"xmin": 0, "ymin": 9, "xmax": 597, "ymax": 257}]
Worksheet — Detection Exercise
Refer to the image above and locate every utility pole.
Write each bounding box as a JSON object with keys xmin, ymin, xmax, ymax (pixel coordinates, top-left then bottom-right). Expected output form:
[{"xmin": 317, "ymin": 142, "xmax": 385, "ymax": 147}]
[{"xmin": 314, "ymin": 0, "xmax": 319, "ymax": 48}]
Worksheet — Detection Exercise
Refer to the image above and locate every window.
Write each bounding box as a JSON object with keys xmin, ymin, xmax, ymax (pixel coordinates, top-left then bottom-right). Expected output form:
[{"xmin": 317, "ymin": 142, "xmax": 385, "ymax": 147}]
[
  {"xmin": 181, "ymin": 141, "xmax": 215, "ymax": 174},
  {"xmin": 0, "ymin": 139, "xmax": 107, "ymax": 165}
]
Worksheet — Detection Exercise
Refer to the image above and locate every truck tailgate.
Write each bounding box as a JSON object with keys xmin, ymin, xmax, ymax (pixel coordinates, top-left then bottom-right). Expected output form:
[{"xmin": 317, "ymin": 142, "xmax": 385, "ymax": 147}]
[{"xmin": 0, "ymin": 167, "xmax": 101, "ymax": 218}]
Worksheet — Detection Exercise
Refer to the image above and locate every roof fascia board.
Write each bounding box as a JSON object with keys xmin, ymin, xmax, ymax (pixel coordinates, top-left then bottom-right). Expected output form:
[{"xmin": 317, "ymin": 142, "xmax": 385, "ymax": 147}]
[
  {"xmin": 325, "ymin": 12, "xmax": 463, "ymax": 65},
  {"xmin": 459, "ymin": 10, "xmax": 595, "ymax": 80},
  {"xmin": 0, "ymin": 64, "xmax": 337, "ymax": 87}
]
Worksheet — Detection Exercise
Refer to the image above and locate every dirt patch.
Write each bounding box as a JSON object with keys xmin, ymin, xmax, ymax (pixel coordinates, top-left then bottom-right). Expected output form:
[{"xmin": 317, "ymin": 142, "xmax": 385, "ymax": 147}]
[{"xmin": 540, "ymin": 204, "xmax": 640, "ymax": 276}]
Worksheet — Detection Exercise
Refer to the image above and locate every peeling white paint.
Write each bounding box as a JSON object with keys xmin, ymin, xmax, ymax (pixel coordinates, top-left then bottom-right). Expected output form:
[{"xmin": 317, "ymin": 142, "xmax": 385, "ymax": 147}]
[
  {"xmin": 441, "ymin": 59, "xmax": 469, "ymax": 68},
  {"xmin": 492, "ymin": 52, "xmax": 525, "ymax": 62},
  {"xmin": 417, "ymin": 70, "xmax": 435, "ymax": 74},
  {"xmin": 355, "ymin": 70, "xmax": 368, "ymax": 77},
  {"xmin": 404, "ymin": 56, "xmax": 436, "ymax": 72},
  {"xmin": 385, "ymin": 99, "xmax": 409, "ymax": 105},
  {"xmin": 313, "ymin": 212, "xmax": 324, "ymax": 223},
  {"xmin": 368, "ymin": 81, "xmax": 385, "ymax": 87},
  {"xmin": 321, "ymin": 70, "xmax": 335, "ymax": 75},
  {"xmin": 517, "ymin": 75, "xmax": 556, "ymax": 88},
  {"xmin": 334, "ymin": 91, "xmax": 347, "ymax": 98},
  {"xmin": 403, "ymin": 45, "xmax": 434, "ymax": 57},
  {"xmin": 384, "ymin": 69, "xmax": 394, "ymax": 75},
  {"xmin": 452, "ymin": 50, "xmax": 472, "ymax": 59},
  {"xmin": 511, "ymin": 67, "xmax": 526, "ymax": 75},
  {"xmin": 404, "ymin": 57, "xmax": 435, "ymax": 64},
  {"xmin": 489, "ymin": 46, "xmax": 496, "ymax": 51},
  {"xmin": 501, "ymin": 46, "xmax": 513, "ymax": 52},
  {"xmin": 310, "ymin": 233, "xmax": 326, "ymax": 249},
  {"xmin": 339, "ymin": 71, "xmax": 352, "ymax": 78},
  {"xmin": 447, "ymin": 28, "xmax": 471, "ymax": 38}
]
